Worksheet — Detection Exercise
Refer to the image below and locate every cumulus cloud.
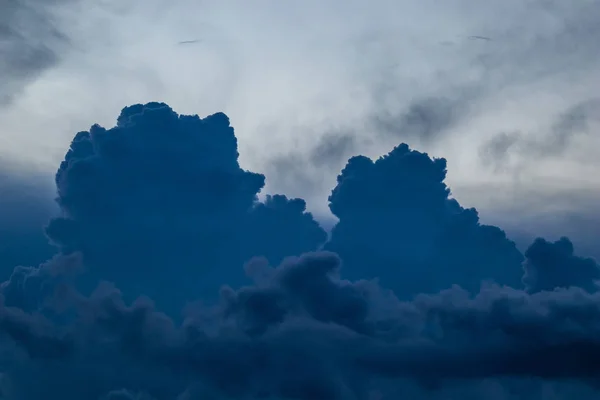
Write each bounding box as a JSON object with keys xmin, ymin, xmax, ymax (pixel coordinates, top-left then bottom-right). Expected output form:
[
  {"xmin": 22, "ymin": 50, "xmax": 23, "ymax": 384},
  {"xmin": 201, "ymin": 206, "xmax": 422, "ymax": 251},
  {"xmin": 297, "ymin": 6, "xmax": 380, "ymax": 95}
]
[
  {"xmin": 46, "ymin": 103, "xmax": 326, "ymax": 311},
  {"xmin": 325, "ymin": 143, "xmax": 524, "ymax": 296},
  {"xmin": 523, "ymin": 237, "xmax": 600, "ymax": 294},
  {"xmin": 0, "ymin": 102, "xmax": 597, "ymax": 399}
]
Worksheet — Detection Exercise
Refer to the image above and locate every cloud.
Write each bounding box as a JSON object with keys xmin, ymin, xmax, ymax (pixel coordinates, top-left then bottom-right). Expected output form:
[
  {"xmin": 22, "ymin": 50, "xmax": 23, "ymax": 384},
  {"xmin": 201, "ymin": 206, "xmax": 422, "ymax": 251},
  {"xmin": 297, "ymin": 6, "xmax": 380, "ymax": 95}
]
[
  {"xmin": 523, "ymin": 237, "xmax": 600, "ymax": 294},
  {"xmin": 0, "ymin": 102, "xmax": 598, "ymax": 398},
  {"xmin": 102, "ymin": 390, "xmax": 142, "ymax": 399},
  {"xmin": 1, "ymin": 4, "xmax": 600, "ymax": 400},
  {"xmin": 0, "ymin": 0, "xmax": 73, "ymax": 104},
  {"xmin": 478, "ymin": 131, "xmax": 521, "ymax": 172},
  {"xmin": 1, "ymin": 0, "xmax": 599, "ymax": 226},
  {"xmin": 370, "ymin": 88, "xmax": 481, "ymax": 146},
  {"xmin": 45, "ymin": 102, "xmax": 326, "ymax": 312},
  {"xmin": 0, "ymin": 165, "xmax": 56, "ymax": 275},
  {"xmin": 264, "ymin": 132, "xmax": 359, "ymax": 205},
  {"xmin": 1, "ymin": 251, "xmax": 600, "ymax": 398},
  {"xmin": 479, "ymin": 98, "xmax": 600, "ymax": 172},
  {"xmin": 264, "ymin": 91, "xmax": 479, "ymax": 210},
  {"xmin": 325, "ymin": 143, "xmax": 524, "ymax": 297}
]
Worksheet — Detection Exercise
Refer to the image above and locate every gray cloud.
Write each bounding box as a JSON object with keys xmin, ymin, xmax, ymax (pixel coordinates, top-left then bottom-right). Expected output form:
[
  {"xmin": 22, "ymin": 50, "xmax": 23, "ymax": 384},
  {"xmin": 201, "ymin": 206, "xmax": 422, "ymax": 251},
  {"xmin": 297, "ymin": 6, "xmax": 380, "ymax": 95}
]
[
  {"xmin": 0, "ymin": 0, "xmax": 72, "ymax": 104},
  {"xmin": 371, "ymin": 92, "xmax": 478, "ymax": 144},
  {"xmin": 308, "ymin": 133, "xmax": 357, "ymax": 168},
  {"xmin": 480, "ymin": 97, "xmax": 600, "ymax": 171},
  {"xmin": 543, "ymin": 98, "xmax": 600, "ymax": 156},
  {"xmin": 264, "ymin": 131, "xmax": 360, "ymax": 210},
  {"xmin": 478, "ymin": 131, "xmax": 521, "ymax": 171}
]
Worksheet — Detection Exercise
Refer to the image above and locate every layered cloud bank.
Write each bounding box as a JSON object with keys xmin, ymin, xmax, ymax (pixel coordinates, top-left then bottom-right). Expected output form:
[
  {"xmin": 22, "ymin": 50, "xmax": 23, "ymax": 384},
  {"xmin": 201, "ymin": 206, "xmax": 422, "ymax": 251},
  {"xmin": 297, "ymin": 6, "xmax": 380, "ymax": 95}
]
[{"xmin": 0, "ymin": 103, "xmax": 599, "ymax": 399}]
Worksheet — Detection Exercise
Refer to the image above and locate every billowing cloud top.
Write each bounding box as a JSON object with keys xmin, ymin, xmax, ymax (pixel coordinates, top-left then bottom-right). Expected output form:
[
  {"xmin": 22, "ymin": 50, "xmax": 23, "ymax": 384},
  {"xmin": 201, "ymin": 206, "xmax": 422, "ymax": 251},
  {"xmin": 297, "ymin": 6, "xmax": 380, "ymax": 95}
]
[
  {"xmin": 0, "ymin": 102, "xmax": 599, "ymax": 399},
  {"xmin": 326, "ymin": 143, "xmax": 524, "ymax": 296},
  {"xmin": 46, "ymin": 103, "xmax": 326, "ymax": 310}
]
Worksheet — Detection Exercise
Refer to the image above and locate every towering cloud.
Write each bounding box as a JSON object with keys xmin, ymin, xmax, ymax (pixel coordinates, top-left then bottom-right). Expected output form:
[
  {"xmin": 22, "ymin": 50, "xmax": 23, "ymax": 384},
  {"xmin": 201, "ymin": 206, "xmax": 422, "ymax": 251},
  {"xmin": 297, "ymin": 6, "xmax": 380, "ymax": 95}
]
[
  {"xmin": 0, "ymin": 102, "xmax": 597, "ymax": 399},
  {"xmin": 46, "ymin": 102, "xmax": 326, "ymax": 310},
  {"xmin": 325, "ymin": 143, "xmax": 524, "ymax": 297}
]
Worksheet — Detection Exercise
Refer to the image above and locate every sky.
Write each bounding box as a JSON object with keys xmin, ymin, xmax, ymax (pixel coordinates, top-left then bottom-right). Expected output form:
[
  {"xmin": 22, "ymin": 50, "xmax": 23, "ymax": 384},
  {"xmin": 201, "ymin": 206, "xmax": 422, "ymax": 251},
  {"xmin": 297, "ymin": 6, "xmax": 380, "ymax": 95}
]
[
  {"xmin": 2, "ymin": 0, "xmax": 600, "ymax": 222},
  {"xmin": 1, "ymin": 1, "xmax": 600, "ymax": 398}
]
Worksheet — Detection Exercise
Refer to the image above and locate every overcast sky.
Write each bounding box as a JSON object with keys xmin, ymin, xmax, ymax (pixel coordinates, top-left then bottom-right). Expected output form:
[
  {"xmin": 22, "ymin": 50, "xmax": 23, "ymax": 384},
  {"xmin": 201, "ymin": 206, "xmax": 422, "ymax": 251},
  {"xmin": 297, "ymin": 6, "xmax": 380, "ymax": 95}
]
[{"xmin": 1, "ymin": 0, "xmax": 599, "ymax": 236}]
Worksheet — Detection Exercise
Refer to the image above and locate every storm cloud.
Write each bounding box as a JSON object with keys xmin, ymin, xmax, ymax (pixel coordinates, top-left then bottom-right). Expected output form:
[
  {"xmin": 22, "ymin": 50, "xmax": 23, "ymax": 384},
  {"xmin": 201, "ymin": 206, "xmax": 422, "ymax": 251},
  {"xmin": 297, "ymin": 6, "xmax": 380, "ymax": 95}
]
[
  {"xmin": 325, "ymin": 143, "xmax": 524, "ymax": 296},
  {"xmin": 45, "ymin": 103, "xmax": 326, "ymax": 311},
  {"xmin": 0, "ymin": 102, "xmax": 597, "ymax": 398}
]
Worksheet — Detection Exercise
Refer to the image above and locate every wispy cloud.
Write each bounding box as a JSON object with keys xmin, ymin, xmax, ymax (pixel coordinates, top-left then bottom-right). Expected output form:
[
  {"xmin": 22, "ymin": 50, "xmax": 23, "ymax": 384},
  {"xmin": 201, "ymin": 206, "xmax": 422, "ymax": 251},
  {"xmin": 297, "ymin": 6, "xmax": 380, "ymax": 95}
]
[
  {"xmin": 1, "ymin": 0, "xmax": 598, "ymax": 219},
  {"xmin": 0, "ymin": 0, "xmax": 75, "ymax": 104}
]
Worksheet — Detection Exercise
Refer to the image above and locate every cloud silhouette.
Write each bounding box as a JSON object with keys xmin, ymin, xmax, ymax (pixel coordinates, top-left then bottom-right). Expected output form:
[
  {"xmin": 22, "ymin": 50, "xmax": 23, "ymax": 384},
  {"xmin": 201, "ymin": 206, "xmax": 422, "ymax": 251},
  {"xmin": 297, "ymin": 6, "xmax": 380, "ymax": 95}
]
[
  {"xmin": 45, "ymin": 102, "xmax": 326, "ymax": 311},
  {"xmin": 325, "ymin": 143, "xmax": 524, "ymax": 297},
  {"xmin": 0, "ymin": 102, "xmax": 597, "ymax": 399},
  {"xmin": 523, "ymin": 236, "xmax": 600, "ymax": 294}
]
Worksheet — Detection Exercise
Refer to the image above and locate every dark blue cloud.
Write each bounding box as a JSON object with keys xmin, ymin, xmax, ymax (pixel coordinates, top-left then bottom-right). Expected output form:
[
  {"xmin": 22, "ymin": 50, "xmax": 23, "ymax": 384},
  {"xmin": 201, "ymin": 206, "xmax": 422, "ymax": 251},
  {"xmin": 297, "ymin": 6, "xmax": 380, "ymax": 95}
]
[
  {"xmin": 45, "ymin": 102, "xmax": 326, "ymax": 312},
  {"xmin": 2, "ymin": 252, "xmax": 600, "ymax": 399},
  {"xmin": 0, "ymin": 0, "xmax": 71, "ymax": 104},
  {"xmin": 325, "ymin": 143, "xmax": 524, "ymax": 297},
  {"xmin": 0, "ymin": 102, "xmax": 597, "ymax": 399},
  {"xmin": 523, "ymin": 236, "xmax": 600, "ymax": 293}
]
